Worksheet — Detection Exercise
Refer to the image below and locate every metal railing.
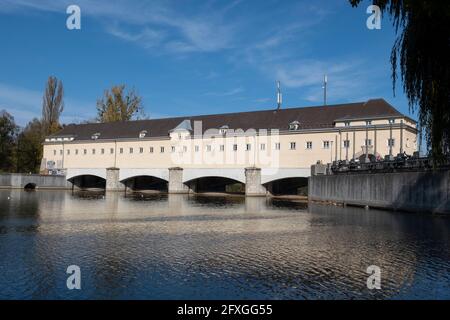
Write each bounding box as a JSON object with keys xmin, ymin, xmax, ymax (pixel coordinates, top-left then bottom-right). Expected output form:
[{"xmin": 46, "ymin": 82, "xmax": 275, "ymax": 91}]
[{"xmin": 328, "ymin": 153, "xmax": 449, "ymax": 174}]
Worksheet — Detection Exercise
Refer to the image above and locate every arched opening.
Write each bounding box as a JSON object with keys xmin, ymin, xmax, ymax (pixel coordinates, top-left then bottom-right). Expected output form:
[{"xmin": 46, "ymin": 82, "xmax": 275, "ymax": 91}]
[
  {"xmin": 69, "ymin": 175, "xmax": 106, "ymax": 190},
  {"xmin": 24, "ymin": 183, "xmax": 37, "ymax": 191},
  {"xmin": 186, "ymin": 176, "xmax": 245, "ymax": 195},
  {"xmin": 121, "ymin": 176, "xmax": 168, "ymax": 193},
  {"xmin": 265, "ymin": 177, "xmax": 308, "ymax": 196}
]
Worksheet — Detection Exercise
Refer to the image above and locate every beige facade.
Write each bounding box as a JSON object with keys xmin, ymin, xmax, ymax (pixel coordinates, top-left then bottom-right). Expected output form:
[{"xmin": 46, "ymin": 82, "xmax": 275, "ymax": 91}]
[{"xmin": 42, "ymin": 117, "xmax": 417, "ymax": 172}]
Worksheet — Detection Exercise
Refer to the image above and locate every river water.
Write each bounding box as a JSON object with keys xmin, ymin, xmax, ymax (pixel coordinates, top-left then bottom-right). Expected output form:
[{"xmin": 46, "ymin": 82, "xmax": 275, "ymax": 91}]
[{"xmin": 0, "ymin": 189, "xmax": 449, "ymax": 300}]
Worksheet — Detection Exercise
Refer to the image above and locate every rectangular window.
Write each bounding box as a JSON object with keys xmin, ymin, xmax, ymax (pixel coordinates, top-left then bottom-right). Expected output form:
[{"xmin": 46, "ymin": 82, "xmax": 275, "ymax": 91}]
[
  {"xmin": 150, "ymin": 147, "xmax": 154, "ymax": 153},
  {"xmin": 306, "ymin": 142, "xmax": 312, "ymax": 149},
  {"xmin": 220, "ymin": 145, "xmax": 225, "ymax": 152},
  {"xmin": 75, "ymin": 149, "xmax": 79, "ymax": 155},
  {"xmin": 119, "ymin": 148, "xmax": 123, "ymax": 154},
  {"xmin": 183, "ymin": 146, "xmax": 187, "ymax": 152},
  {"xmin": 275, "ymin": 143, "xmax": 281, "ymax": 150},
  {"xmin": 60, "ymin": 150, "xmax": 63, "ymax": 155},
  {"xmin": 389, "ymin": 119, "xmax": 396, "ymax": 124},
  {"xmin": 110, "ymin": 148, "xmax": 114, "ymax": 154},
  {"xmin": 290, "ymin": 142, "xmax": 297, "ymax": 150},
  {"xmin": 233, "ymin": 144, "xmax": 238, "ymax": 151},
  {"xmin": 53, "ymin": 150, "xmax": 57, "ymax": 156},
  {"xmin": 67, "ymin": 149, "xmax": 70, "ymax": 155},
  {"xmin": 140, "ymin": 147, "xmax": 144, "ymax": 154},
  {"xmin": 171, "ymin": 146, "xmax": 176, "ymax": 153},
  {"xmin": 388, "ymin": 138, "xmax": 395, "ymax": 147},
  {"xmin": 83, "ymin": 149, "xmax": 87, "ymax": 155},
  {"xmin": 101, "ymin": 148, "xmax": 105, "ymax": 154},
  {"xmin": 343, "ymin": 140, "xmax": 350, "ymax": 148},
  {"xmin": 246, "ymin": 144, "xmax": 251, "ymax": 151},
  {"xmin": 344, "ymin": 122, "xmax": 351, "ymax": 127},
  {"xmin": 260, "ymin": 143, "xmax": 266, "ymax": 151},
  {"xmin": 365, "ymin": 139, "xmax": 372, "ymax": 146},
  {"xmin": 366, "ymin": 120, "xmax": 372, "ymax": 126},
  {"xmin": 160, "ymin": 147, "xmax": 165, "ymax": 153},
  {"xmin": 206, "ymin": 145, "xmax": 212, "ymax": 152},
  {"xmin": 129, "ymin": 148, "xmax": 134, "ymax": 154},
  {"xmin": 323, "ymin": 141, "xmax": 330, "ymax": 149},
  {"xmin": 195, "ymin": 145, "xmax": 200, "ymax": 152},
  {"xmin": 92, "ymin": 149, "xmax": 96, "ymax": 155}
]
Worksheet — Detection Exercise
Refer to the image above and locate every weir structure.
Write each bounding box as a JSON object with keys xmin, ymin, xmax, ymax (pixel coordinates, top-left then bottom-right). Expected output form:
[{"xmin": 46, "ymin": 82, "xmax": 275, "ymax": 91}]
[
  {"xmin": 38, "ymin": 99, "xmax": 418, "ymax": 196},
  {"xmin": 64, "ymin": 167, "xmax": 310, "ymax": 196}
]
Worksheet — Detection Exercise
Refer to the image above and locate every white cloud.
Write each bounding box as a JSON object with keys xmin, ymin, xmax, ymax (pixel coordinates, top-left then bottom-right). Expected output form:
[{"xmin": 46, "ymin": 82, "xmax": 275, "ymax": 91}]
[
  {"xmin": 1, "ymin": 0, "xmax": 237, "ymax": 54},
  {"xmin": 105, "ymin": 24, "xmax": 166, "ymax": 49},
  {"xmin": 203, "ymin": 87, "xmax": 244, "ymax": 97},
  {"xmin": 270, "ymin": 59, "xmax": 386, "ymax": 104}
]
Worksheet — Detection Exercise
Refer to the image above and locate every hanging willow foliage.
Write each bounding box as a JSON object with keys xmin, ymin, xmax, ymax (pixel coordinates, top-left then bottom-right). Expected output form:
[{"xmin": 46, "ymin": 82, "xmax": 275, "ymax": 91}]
[{"xmin": 350, "ymin": 0, "xmax": 450, "ymax": 161}]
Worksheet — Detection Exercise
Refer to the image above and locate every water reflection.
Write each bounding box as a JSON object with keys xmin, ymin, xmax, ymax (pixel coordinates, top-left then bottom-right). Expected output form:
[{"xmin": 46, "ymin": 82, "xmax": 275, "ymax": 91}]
[{"xmin": 0, "ymin": 190, "xmax": 449, "ymax": 299}]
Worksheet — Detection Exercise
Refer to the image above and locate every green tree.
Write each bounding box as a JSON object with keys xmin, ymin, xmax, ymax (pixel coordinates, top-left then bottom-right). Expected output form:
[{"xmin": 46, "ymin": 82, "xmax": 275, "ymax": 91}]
[
  {"xmin": 350, "ymin": 1, "xmax": 450, "ymax": 160},
  {"xmin": 96, "ymin": 85, "xmax": 145, "ymax": 122},
  {"xmin": 42, "ymin": 76, "xmax": 64, "ymax": 135},
  {"xmin": 0, "ymin": 110, "xmax": 19, "ymax": 173},
  {"xmin": 17, "ymin": 118, "xmax": 44, "ymax": 174}
]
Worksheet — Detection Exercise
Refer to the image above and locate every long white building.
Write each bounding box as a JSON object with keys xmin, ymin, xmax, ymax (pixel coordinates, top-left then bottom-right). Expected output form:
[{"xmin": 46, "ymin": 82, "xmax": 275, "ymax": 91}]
[{"xmin": 42, "ymin": 99, "xmax": 418, "ymax": 196}]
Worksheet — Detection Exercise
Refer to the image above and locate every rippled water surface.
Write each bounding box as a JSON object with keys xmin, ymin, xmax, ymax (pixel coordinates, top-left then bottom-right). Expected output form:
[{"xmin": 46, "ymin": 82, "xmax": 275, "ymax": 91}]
[{"xmin": 0, "ymin": 190, "xmax": 450, "ymax": 300}]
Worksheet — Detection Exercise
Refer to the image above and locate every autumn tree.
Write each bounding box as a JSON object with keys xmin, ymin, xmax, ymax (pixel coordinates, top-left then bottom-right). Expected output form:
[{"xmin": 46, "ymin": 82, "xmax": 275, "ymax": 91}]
[
  {"xmin": 96, "ymin": 85, "xmax": 145, "ymax": 122},
  {"xmin": 0, "ymin": 110, "xmax": 19, "ymax": 172},
  {"xmin": 350, "ymin": 1, "xmax": 450, "ymax": 160},
  {"xmin": 42, "ymin": 76, "xmax": 64, "ymax": 135},
  {"xmin": 16, "ymin": 118, "xmax": 44, "ymax": 174}
]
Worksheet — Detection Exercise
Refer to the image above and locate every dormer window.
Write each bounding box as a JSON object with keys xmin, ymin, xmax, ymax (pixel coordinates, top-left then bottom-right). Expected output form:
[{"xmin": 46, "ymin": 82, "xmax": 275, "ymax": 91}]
[
  {"xmin": 289, "ymin": 121, "xmax": 300, "ymax": 131},
  {"xmin": 219, "ymin": 125, "xmax": 229, "ymax": 135},
  {"xmin": 91, "ymin": 133, "xmax": 100, "ymax": 140},
  {"xmin": 139, "ymin": 130, "xmax": 148, "ymax": 139}
]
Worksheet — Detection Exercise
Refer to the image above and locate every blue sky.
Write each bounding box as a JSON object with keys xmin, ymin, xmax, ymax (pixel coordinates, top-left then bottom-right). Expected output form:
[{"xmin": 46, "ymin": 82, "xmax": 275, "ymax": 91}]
[{"xmin": 0, "ymin": 0, "xmax": 414, "ymax": 126}]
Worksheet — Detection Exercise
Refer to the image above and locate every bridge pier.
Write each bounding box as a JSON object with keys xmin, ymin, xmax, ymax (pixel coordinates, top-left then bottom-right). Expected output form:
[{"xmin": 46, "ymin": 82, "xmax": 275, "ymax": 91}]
[
  {"xmin": 106, "ymin": 168, "xmax": 123, "ymax": 191},
  {"xmin": 245, "ymin": 167, "xmax": 267, "ymax": 197},
  {"xmin": 168, "ymin": 167, "xmax": 190, "ymax": 194}
]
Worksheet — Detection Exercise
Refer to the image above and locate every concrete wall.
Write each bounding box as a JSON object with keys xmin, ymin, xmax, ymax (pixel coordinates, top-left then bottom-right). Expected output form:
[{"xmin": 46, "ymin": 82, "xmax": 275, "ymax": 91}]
[
  {"xmin": 0, "ymin": 174, "xmax": 71, "ymax": 189},
  {"xmin": 309, "ymin": 170, "xmax": 450, "ymax": 214}
]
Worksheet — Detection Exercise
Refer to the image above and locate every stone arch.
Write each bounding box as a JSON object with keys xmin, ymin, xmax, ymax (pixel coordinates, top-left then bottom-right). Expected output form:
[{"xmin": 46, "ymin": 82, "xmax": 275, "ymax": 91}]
[
  {"xmin": 120, "ymin": 175, "xmax": 168, "ymax": 192},
  {"xmin": 119, "ymin": 169, "xmax": 169, "ymax": 182},
  {"xmin": 263, "ymin": 177, "xmax": 308, "ymax": 196},
  {"xmin": 261, "ymin": 168, "xmax": 310, "ymax": 185},
  {"xmin": 68, "ymin": 174, "xmax": 106, "ymax": 190},
  {"xmin": 182, "ymin": 168, "xmax": 246, "ymax": 184},
  {"xmin": 66, "ymin": 168, "xmax": 106, "ymax": 181},
  {"xmin": 24, "ymin": 183, "xmax": 37, "ymax": 190},
  {"xmin": 184, "ymin": 176, "xmax": 245, "ymax": 194}
]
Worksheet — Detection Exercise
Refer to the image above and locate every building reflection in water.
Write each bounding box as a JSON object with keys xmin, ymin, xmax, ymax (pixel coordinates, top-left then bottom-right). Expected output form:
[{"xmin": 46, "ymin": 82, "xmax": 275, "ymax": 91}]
[{"xmin": 0, "ymin": 190, "xmax": 449, "ymax": 299}]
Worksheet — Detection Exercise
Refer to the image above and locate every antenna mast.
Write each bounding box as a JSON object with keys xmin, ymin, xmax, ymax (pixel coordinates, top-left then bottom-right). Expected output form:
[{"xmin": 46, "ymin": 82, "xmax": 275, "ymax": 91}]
[
  {"xmin": 277, "ymin": 80, "xmax": 282, "ymax": 110},
  {"xmin": 323, "ymin": 74, "xmax": 328, "ymax": 106}
]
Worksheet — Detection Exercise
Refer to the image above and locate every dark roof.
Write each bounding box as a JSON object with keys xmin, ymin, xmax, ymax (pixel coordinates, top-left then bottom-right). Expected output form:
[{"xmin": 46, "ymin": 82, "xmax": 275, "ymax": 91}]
[{"xmin": 49, "ymin": 99, "xmax": 407, "ymax": 141}]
